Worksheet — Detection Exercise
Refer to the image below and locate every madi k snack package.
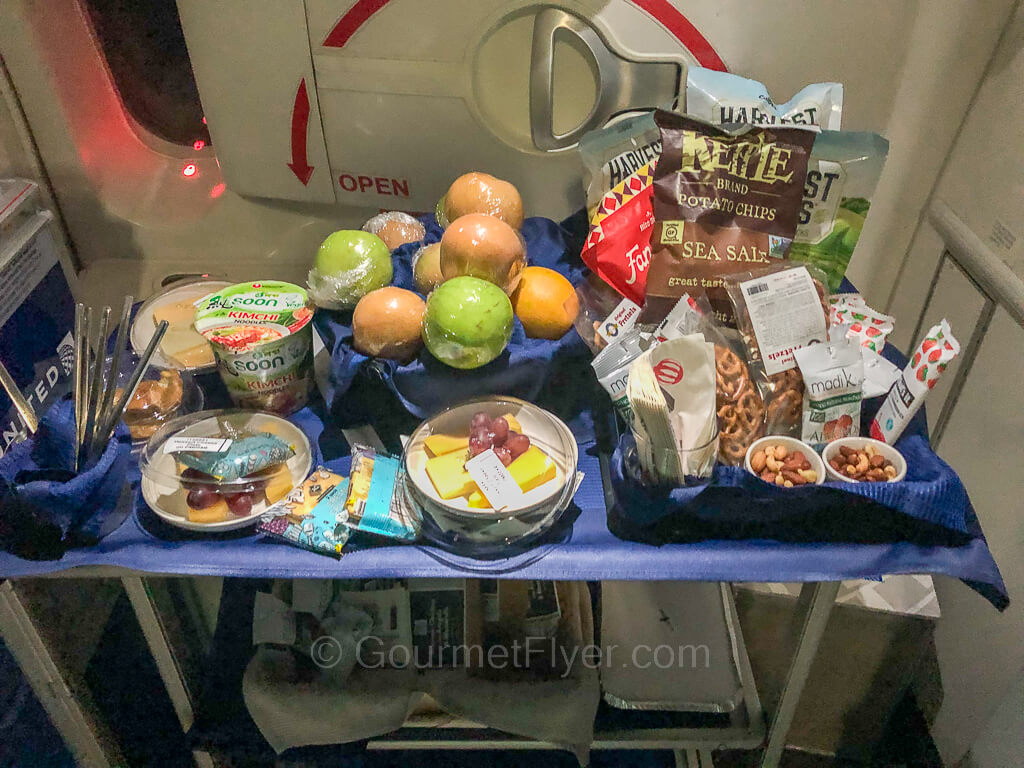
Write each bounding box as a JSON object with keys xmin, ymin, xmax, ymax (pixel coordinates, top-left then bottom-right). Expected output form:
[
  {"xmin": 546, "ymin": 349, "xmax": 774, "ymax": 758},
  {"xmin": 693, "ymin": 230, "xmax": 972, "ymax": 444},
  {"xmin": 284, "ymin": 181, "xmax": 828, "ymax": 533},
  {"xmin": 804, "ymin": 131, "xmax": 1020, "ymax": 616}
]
[
  {"xmin": 686, "ymin": 67, "xmax": 844, "ymax": 130},
  {"xmin": 579, "ymin": 113, "xmax": 661, "ymax": 304},
  {"xmin": 794, "ymin": 337, "xmax": 864, "ymax": 445},
  {"xmin": 789, "ymin": 132, "xmax": 889, "ymax": 291},
  {"xmin": 870, "ymin": 320, "xmax": 960, "ymax": 444},
  {"xmin": 643, "ymin": 112, "xmax": 817, "ymax": 327}
]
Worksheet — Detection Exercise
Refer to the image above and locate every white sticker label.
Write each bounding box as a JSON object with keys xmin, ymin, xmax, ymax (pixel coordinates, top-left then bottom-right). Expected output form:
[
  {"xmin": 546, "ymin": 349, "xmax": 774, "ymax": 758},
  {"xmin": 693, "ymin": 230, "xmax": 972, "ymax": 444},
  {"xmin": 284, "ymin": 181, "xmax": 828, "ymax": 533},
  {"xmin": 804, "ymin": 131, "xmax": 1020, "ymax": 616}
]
[
  {"xmin": 164, "ymin": 436, "xmax": 232, "ymax": 454},
  {"xmin": 596, "ymin": 297, "xmax": 642, "ymax": 345},
  {"xmin": 464, "ymin": 449, "xmax": 524, "ymax": 512},
  {"xmin": 741, "ymin": 268, "xmax": 827, "ymax": 376}
]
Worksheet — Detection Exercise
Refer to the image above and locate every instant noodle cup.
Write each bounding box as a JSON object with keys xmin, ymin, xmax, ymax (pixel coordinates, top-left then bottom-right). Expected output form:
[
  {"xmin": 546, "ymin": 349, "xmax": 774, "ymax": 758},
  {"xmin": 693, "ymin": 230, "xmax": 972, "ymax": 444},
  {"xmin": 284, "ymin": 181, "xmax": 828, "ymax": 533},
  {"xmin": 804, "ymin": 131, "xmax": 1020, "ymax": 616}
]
[{"xmin": 194, "ymin": 281, "xmax": 314, "ymax": 416}]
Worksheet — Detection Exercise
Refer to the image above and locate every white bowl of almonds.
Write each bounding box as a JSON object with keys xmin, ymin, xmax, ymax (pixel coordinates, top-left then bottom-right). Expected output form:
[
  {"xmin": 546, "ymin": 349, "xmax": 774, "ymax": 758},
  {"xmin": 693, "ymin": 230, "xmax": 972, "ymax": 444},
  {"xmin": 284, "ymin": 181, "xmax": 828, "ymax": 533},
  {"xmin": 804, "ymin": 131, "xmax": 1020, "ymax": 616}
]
[
  {"xmin": 822, "ymin": 438, "xmax": 907, "ymax": 483},
  {"xmin": 745, "ymin": 436, "xmax": 825, "ymax": 487}
]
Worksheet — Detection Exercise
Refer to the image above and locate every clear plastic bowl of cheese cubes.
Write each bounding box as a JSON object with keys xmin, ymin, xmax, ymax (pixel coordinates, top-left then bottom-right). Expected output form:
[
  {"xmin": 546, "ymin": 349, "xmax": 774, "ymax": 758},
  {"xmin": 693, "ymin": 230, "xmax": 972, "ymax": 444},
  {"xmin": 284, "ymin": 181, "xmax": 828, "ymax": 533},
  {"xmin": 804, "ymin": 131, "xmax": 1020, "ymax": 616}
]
[
  {"xmin": 401, "ymin": 396, "xmax": 579, "ymax": 551},
  {"xmin": 131, "ymin": 279, "xmax": 231, "ymax": 372},
  {"xmin": 140, "ymin": 410, "xmax": 312, "ymax": 532}
]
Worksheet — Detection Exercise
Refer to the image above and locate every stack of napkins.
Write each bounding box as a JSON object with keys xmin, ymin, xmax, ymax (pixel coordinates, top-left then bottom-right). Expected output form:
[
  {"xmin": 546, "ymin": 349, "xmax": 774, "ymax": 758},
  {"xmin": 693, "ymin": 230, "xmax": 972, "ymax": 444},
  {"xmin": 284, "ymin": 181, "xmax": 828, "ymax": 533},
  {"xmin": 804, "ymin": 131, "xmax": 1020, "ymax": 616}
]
[{"xmin": 627, "ymin": 335, "xmax": 717, "ymax": 484}]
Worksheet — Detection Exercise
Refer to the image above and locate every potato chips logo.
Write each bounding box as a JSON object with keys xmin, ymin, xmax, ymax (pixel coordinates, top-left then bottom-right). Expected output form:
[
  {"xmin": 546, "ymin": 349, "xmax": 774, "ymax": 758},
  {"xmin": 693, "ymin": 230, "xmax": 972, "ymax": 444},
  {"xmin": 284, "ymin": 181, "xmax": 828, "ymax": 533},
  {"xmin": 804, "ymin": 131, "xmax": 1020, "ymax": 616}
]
[{"xmin": 678, "ymin": 130, "xmax": 796, "ymax": 184}]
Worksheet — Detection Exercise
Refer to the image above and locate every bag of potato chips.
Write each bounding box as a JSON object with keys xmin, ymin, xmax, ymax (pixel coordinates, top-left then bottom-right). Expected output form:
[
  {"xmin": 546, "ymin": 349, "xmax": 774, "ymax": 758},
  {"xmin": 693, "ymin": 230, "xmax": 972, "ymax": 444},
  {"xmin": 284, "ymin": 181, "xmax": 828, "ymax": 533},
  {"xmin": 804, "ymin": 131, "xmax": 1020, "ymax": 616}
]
[{"xmin": 642, "ymin": 112, "xmax": 817, "ymax": 328}]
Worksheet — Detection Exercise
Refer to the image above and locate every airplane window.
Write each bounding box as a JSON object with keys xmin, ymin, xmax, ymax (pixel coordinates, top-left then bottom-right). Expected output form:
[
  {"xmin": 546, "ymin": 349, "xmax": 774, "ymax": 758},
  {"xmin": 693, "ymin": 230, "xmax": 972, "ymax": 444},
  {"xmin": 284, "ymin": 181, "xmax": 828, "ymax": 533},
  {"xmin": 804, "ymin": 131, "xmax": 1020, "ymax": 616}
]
[{"xmin": 84, "ymin": 0, "xmax": 211, "ymax": 148}]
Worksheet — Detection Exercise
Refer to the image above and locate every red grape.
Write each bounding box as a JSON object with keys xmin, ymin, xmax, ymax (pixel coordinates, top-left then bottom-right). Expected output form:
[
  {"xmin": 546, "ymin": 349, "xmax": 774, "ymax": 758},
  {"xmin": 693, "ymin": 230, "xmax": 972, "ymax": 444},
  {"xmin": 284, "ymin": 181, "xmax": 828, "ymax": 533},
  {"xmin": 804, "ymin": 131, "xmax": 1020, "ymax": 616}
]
[
  {"xmin": 471, "ymin": 425, "xmax": 493, "ymax": 445},
  {"xmin": 506, "ymin": 432, "xmax": 530, "ymax": 460},
  {"xmin": 224, "ymin": 493, "xmax": 254, "ymax": 517},
  {"xmin": 490, "ymin": 417, "xmax": 509, "ymax": 445},
  {"xmin": 494, "ymin": 446, "xmax": 513, "ymax": 466},
  {"xmin": 186, "ymin": 486, "xmax": 219, "ymax": 509},
  {"xmin": 470, "ymin": 412, "xmax": 491, "ymax": 430},
  {"xmin": 468, "ymin": 434, "xmax": 490, "ymax": 457}
]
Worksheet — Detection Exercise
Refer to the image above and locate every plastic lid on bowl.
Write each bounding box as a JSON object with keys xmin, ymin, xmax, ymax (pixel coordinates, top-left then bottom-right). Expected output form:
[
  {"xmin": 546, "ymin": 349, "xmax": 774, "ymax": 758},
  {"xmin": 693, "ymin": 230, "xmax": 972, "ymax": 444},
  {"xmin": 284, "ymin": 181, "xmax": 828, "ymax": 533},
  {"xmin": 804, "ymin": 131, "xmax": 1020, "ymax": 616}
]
[
  {"xmin": 402, "ymin": 396, "xmax": 578, "ymax": 521},
  {"xmin": 140, "ymin": 409, "xmax": 312, "ymax": 492}
]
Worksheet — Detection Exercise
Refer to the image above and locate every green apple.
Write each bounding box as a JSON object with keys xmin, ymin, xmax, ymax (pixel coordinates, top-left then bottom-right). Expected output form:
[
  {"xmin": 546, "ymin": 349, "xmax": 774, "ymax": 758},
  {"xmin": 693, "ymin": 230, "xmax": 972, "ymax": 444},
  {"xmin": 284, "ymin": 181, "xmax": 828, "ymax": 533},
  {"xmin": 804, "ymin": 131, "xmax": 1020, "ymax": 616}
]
[
  {"xmin": 310, "ymin": 230, "xmax": 393, "ymax": 307},
  {"xmin": 422, "ymin": 276, "xmax": 513, "ymax": 369}
]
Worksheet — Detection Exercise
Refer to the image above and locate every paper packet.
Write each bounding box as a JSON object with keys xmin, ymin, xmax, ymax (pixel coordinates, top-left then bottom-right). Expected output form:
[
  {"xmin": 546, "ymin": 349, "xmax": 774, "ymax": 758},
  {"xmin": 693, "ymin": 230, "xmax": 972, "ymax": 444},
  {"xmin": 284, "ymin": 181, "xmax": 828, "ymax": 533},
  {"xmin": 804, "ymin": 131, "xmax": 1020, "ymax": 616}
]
[
  {"xmin": 794, "ymin": 338, "xmax": 864, "ymax": 445},
  {"xmin": 870, "ymin": 320, "xmax": 960, "ymax": 444}
]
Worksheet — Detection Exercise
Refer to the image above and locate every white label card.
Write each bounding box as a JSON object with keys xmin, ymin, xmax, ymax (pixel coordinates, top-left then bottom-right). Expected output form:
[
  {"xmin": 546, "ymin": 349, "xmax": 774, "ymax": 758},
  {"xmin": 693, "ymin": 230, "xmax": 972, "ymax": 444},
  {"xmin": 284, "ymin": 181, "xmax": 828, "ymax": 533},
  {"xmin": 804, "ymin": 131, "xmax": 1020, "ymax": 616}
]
[
  {"xmin": 464, "ymin": 449, "xmax": 525, "ymax": 512},
  {"xmin": 164, "ymin": 436, "xmax": 232, "ymax": 454},
  {"xmin": 741, "ymin": 268, "xmax": 827, "ymax": 376}
]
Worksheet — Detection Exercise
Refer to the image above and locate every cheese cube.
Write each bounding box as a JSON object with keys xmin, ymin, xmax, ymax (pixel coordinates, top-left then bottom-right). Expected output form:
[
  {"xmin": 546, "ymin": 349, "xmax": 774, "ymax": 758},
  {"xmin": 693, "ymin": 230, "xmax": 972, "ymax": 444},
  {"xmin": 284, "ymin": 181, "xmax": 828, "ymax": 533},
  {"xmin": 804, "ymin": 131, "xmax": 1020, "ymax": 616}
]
[
  {"xmin": 263, "ymin": 466, "xmax": 294, "ymax": 505},
  {"xmin": 187, "ymin": 498, "xmax": 229, "ymax": 523},
  {"xmin": 424, "ymin": 434, "xmax": 469, "ymax": 457},
  {"xmin": 465, "ymin": 446, "xmax": 557, "ymax": 508},
  {"xmin": 424, "ymin": 450, "xmax": 476, "ymax": 500},
  {"xmin": 152, "ymin": 298, "xmax": 199, "ymax": 326}
]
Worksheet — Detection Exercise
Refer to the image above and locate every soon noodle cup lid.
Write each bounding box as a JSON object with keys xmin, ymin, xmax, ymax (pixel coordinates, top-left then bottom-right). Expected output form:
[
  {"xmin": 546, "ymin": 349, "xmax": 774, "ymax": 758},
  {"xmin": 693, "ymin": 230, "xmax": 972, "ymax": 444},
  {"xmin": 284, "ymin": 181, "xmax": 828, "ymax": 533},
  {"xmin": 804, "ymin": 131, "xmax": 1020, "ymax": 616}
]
[{"xmin": 193, "ymin": 281, "xmax": 313, "ymax": 352}]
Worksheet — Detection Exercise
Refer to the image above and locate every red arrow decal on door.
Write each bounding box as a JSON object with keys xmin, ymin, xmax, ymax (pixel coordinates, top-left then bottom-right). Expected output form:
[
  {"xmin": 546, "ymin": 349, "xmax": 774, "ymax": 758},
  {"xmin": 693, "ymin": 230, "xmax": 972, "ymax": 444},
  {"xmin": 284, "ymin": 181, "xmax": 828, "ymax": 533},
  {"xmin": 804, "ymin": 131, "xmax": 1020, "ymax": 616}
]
[{"xmin": 288, "ymin": 78, "xmax": 314, "ymax": 185}]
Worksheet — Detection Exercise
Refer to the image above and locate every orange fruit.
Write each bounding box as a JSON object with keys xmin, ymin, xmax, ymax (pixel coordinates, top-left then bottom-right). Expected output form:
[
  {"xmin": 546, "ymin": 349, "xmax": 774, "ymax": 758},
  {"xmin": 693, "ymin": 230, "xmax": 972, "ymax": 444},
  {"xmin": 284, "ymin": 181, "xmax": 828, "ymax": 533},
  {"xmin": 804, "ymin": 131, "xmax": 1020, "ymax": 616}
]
[{"xmin": 511, "ymin": 266, "xmax": 579, "ymax": 340}]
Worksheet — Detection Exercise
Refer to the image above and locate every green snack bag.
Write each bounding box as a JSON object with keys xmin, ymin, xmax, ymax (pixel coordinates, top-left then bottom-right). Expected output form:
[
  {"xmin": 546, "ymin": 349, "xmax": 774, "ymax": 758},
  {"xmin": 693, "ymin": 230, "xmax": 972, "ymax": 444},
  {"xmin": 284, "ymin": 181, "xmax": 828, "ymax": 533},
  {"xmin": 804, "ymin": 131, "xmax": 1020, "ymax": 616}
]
[{"xmin": 789, "ymin": 132, "xmax": 889, "ymax": 292}]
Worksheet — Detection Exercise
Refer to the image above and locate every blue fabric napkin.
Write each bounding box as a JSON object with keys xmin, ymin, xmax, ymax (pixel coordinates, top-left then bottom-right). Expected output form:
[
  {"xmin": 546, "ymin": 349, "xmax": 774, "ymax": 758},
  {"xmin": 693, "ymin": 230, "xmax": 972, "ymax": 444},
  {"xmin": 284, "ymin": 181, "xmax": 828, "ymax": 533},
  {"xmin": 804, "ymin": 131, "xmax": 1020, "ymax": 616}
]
[
  {"xmin": 313, "ymin": 215, "xmax": 590, "ymax": 420},
  {"xmin": 0, "ymin": 397, "xmax": 132, "ymax": 558}
]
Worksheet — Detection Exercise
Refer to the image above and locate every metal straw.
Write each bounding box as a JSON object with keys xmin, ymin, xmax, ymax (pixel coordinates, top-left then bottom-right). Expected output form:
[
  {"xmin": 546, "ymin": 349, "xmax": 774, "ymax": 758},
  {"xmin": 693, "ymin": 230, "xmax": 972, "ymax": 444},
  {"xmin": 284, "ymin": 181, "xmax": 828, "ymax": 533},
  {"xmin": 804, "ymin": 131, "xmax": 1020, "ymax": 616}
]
[
  {"xmin": 95, "ymin": 296, "xmax": 134, "ymax": 453},
  {"xmin": 94, "ymin": 320, "xmax": 167, "ymax": 450},
  {"xmin": 0, "ymin": 357, "xmax": 38, "ymax": 435},
  {"xmin": 73, "ymin": 305, "xmax": 90, "ymax": 471},
  {"xmin": 81, "ymin": 305, "xmax": 111, "ymax": 467}
]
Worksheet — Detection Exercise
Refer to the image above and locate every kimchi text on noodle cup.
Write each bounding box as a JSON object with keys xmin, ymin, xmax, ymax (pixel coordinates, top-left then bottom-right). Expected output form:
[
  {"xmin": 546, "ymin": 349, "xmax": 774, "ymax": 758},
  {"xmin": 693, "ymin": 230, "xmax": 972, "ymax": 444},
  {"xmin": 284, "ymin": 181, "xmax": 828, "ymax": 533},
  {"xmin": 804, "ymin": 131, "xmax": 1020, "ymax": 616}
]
[{"xmin": 194, "ymin": 281, "xmax": 314, "ymax": 416}]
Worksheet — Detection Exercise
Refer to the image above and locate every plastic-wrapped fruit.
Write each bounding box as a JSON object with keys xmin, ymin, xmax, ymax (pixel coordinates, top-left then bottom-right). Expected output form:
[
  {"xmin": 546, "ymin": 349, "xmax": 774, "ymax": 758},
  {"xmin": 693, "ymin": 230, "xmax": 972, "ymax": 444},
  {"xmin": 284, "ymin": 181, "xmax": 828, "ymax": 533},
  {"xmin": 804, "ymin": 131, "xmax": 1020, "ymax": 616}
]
[
  {"xmin": 490, "ymin": 416, "xmax": 509, "ymax": 445},
  {"xmin": 422, "ymin": 277, "xmax": 513, "ymax": 369},
  {"xmin": 442, "ymin": 172, "xmax": 524, "ymax": 230},
  {"xmin": 362, "ymin": 211, "xmax": 425, "ymax": 251},
  {"xmin": 308, "ymin": 230, "xmax": 393, "ymax": 309},
  {"xmin": 412, "ymin": 243, "xmax": 444, "ymax": 294},
  {"xmin": 440, "ymin": 214, "xmax": 526, "ymax": 294},
  {"xmin": 352, "ymin": 287, "xmax": 425, "ymax": 361}
]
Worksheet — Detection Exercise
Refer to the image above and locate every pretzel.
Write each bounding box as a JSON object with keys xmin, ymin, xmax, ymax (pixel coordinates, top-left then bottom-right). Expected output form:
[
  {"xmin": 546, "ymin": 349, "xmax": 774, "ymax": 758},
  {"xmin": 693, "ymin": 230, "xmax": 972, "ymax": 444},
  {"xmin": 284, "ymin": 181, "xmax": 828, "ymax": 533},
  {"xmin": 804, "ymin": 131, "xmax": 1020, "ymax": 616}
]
[
  {"xmin": 714, "ymin": 345, "xmax": 765, "ymax": 464},
  {"xmin": 765, "ymin": 386, "xmax": 803, "ymax": 430}
]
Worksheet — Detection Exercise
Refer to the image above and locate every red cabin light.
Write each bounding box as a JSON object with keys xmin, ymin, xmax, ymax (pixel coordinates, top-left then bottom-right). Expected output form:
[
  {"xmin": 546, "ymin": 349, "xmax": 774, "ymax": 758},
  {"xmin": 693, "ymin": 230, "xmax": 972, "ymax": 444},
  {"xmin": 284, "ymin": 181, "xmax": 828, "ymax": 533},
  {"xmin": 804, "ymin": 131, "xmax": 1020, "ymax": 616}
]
[
  {"xmin": 192, "ymin": 139, "xmax": 206, "ymax": 151},
  {"xmin": 209, "ymin": 183, "xmax": 226, "ymax": 199},
  {"xmin": 182, "ymin": 163, "xmax": 197, "ymax": 178}
]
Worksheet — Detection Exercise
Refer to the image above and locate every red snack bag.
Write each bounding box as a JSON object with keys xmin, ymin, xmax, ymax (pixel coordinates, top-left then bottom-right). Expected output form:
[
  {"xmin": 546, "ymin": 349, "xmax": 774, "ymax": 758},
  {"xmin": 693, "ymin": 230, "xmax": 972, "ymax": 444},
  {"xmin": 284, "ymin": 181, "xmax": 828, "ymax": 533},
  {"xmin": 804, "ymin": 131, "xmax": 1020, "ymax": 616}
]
[{"xmin": 579, "ymin": 161, "xmax": 656, "ymax": 305}]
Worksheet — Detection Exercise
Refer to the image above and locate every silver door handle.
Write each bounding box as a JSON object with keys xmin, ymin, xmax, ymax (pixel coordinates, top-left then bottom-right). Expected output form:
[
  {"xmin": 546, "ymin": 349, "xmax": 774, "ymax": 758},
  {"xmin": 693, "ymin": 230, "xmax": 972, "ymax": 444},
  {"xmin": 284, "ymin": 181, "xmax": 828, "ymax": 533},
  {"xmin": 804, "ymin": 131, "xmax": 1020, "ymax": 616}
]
[{"xmin": 529, "ymin": 8, "xmax": 682, "ymax": 151}]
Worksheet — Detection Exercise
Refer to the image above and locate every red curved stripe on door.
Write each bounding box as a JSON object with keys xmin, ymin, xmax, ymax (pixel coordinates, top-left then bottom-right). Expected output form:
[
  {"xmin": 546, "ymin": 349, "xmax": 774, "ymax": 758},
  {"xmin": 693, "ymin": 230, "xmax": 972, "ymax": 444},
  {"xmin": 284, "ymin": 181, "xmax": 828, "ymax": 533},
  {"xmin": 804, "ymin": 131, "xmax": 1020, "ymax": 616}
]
[
  {"xmin": 628, "ymin": 0, "xmax": 726, "ymax": 70},
  {"xmin": 323, "ymin": 0, "xmax": 390, "ymax": 48},
  {"xmin": 322, "ymin": 0, "xmax": 726, "ymax": 71}
]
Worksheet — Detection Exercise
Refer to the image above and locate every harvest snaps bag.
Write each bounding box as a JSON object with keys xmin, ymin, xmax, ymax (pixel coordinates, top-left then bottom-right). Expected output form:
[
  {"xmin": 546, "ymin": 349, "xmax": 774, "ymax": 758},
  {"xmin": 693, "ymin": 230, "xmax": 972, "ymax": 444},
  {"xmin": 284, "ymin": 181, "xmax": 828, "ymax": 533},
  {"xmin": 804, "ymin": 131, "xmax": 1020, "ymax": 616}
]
[
  {"xmin": 685, "ymin": 67, "xmax": 843, "ymax": 130},
  {"xmin": 643, "ymin": 112, "xmax": 816, "ymax": 328},
  {"xmin": 789, "ymin": 132, "xmax": 889, "ymax": 291}
]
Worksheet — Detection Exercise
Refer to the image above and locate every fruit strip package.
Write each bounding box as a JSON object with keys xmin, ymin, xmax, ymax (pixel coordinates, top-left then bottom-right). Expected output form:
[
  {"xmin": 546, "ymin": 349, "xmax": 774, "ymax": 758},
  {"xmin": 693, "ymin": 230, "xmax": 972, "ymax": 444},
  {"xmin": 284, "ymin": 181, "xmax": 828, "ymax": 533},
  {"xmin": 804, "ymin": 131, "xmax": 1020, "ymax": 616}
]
[
  {"xmin": 343, "ymin": 446, "xmax": 421, "ymax": 541},
  {"xmin": 257, "ymin": 467, "xmax": 351, "ymax": 557},
  {"xmin": 642, "ymin": 112, "xmax": 817, "ymax": 327}
]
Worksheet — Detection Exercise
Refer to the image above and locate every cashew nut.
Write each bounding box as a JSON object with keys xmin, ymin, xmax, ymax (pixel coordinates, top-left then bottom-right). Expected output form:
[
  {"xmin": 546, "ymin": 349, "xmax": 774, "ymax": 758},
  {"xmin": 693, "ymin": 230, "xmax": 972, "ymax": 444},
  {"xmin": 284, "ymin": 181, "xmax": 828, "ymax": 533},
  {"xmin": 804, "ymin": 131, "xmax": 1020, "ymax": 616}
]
[
  {"xmin": 798, "ymin": 469, "xmax": 817, "ymax": 482},
  {"xmin": 766, "ymin": 455, "xmax": 781, "ymax": 472}
]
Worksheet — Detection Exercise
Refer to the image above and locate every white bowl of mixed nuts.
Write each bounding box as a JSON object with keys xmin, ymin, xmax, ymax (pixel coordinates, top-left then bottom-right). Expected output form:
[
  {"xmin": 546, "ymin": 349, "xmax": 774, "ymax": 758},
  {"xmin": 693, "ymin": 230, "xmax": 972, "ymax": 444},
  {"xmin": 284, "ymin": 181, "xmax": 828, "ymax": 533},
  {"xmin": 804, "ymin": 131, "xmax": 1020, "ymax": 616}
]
[
  {"xmin": 822, "ymin": 438, "xmax": 907, "ymax": 483},
  {"xmin": 745, "ymin": 436, "xmax": 825, "ymax": 487}
]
